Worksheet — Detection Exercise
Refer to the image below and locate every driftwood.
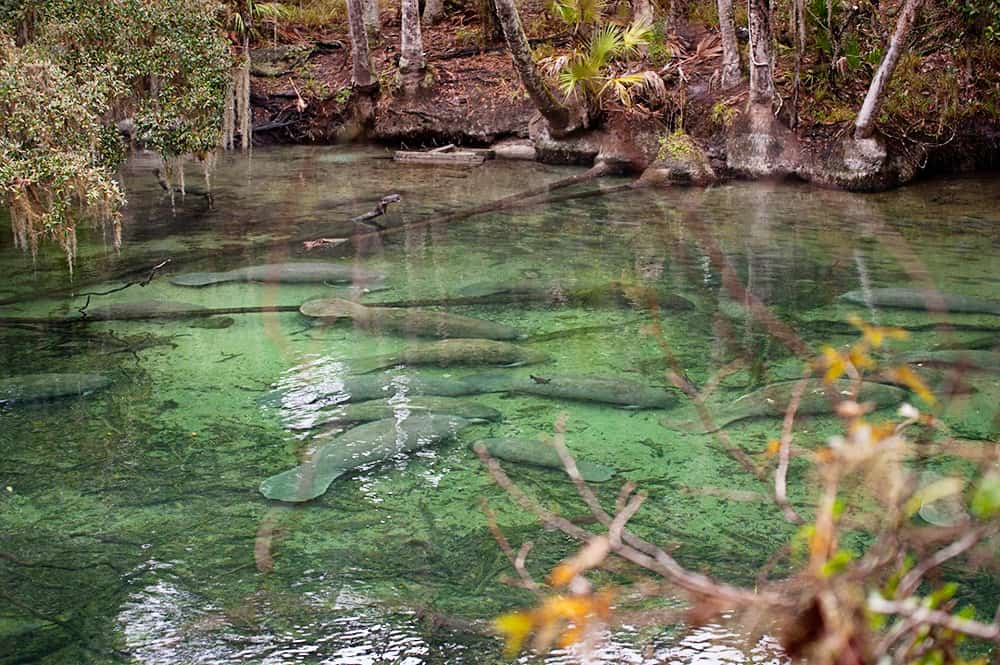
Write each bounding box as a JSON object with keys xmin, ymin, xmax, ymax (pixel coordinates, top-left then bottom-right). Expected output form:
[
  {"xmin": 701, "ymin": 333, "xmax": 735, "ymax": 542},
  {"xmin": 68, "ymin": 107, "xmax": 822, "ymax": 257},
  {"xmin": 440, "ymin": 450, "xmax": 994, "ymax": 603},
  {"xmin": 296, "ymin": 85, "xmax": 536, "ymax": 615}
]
[{"xmin": 0, "ymin": 305, "xmax": 304, "ymax": 327}]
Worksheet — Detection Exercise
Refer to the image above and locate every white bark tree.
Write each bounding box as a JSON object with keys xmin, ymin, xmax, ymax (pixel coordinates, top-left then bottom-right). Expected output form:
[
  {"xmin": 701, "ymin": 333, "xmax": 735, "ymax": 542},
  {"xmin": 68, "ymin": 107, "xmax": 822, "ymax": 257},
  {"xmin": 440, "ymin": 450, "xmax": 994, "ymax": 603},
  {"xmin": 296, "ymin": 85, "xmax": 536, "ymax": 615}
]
[
  {"xmin": 854, "ymin": 0, "xmax": 923, "ymax": 139},
  {"xmin": 747, "ymin": 0, "xmax": 774, "ymax": 105},
  {"xmin": 716, "ymin": 0, "xmax": 740, "ymax": 89},
  {"xmin": 423, "ymin": 0, "xmax": 444, "ymax": 25},
  {"xmin": 346, "ymin": 0, "xmax": 376, "ymax": 88},
  {"xmin": 363, "ymin": 0, "xmax": 381, "ymax": 39},
  {"xmin": 399, "ymin": 0, "xmax": 426, "ymax": 93}
]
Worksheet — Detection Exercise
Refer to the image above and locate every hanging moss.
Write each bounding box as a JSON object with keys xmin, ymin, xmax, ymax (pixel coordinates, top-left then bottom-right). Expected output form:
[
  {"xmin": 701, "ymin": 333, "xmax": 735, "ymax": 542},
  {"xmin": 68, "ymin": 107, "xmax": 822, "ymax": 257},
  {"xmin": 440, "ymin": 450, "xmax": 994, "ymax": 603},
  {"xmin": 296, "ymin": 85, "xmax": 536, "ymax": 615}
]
[{"xmin": 0, "ymin": 0, "xmax": 233, "ymax": 268}]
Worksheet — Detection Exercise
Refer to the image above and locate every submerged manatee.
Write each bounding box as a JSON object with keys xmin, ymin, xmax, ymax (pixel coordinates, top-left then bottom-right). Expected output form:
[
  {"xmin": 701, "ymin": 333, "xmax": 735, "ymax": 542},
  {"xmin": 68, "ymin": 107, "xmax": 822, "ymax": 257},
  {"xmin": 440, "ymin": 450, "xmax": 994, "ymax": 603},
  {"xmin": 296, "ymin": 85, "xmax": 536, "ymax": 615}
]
[
  {"xmin": 350, "ymin": 339, "xmax": 549, "ymax": 374},
  {"xmin": 260, "ymin": 415, "xmax": 474, "ymax": 502},
  {"xmin": 300, "ymin": 298, "xmax": 523, "ymax": 340},
  {"xmin": 454, "ymin": 280, "xmax": 694, "ymax": 310},
  {"xmin": 472, "ymin": 438, "xmax": 615, "ymax": 482},
  {"xmin": 80, "ymin": 300, "xmax": 206, "ymax": 320},
  {"xmin": 462, "ymin": 372, "xmax": 676, "ymax": 409},
  {"xmin": 895, "ymin": 350, "xmax": 1000, "ymax": 372},
  {"xmin": 661, "ymin": 379, "xmax": 906, "ymax": 434},
  {"xmin": 0, "ymin": 373, "xmax": 110, "ymax": 405},
  {"xmin": 171, "ymin": 262, "xmax": 383, "ymax": 287},
  {"xmin": 840, "ymin": 288, "xmax": 1000, "ymax": 315},
  {"xmin": 259, "ymin": 373, "xmax": 483, "ymax": 409},
  {"xmin": 292, "ymin": 396, "xmax": 502, "ymax": 432}
]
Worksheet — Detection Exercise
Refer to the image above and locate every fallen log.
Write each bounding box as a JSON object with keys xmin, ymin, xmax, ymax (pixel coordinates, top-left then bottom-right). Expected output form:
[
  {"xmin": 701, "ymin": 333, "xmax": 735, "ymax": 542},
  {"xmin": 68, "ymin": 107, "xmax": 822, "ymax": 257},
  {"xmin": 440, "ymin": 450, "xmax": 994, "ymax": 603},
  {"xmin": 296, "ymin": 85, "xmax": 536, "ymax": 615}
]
[{"xmin": 0, "ymin": 305, "xmax": 304, "ymax": 327}]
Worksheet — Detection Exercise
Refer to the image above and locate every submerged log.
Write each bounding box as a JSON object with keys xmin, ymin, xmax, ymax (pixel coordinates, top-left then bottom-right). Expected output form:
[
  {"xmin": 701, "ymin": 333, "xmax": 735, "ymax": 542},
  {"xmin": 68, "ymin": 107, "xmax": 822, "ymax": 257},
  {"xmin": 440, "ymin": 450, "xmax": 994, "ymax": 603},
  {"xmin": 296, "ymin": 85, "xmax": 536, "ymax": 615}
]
[{"xmin": 0, "ymin": 305, "xmax": 303, "ymax": 327}]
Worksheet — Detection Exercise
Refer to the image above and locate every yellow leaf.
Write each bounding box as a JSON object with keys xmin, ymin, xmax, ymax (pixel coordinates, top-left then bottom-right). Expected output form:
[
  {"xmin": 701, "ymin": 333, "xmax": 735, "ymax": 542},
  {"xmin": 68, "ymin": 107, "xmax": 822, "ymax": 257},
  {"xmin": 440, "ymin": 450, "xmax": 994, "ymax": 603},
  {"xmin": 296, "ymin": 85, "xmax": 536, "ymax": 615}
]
[
  {"xmin": 904, "ymin": 476, "xmax": 965, "ymax": 518},
  {"xmin": 848, "ymin": 315, "xmax": 908, "ymax": 348},
  {"xmin": 558, "ymin": 625, "xmax": 583, "ymax": 648},
  {"xmin": 888, "ymin": 364, "xmax": 936, "ymax": 405},
  {"xmin": 848, "ymin": 344, "xmax": 876, "ymax": 370},
  {"xmin": 495, "ymin": 611, "xmax": 534, "ymax": 658},
  {"xmin": 820, "ymin": 346, "xmax": 846, "ymax": 383},
  {"xmin": 766, "ymin": 439, "xmax": 780, "ymax": 456},
  {"xmin": 549, "ymin": 563, "xmax": 577, "ymax": 588}
]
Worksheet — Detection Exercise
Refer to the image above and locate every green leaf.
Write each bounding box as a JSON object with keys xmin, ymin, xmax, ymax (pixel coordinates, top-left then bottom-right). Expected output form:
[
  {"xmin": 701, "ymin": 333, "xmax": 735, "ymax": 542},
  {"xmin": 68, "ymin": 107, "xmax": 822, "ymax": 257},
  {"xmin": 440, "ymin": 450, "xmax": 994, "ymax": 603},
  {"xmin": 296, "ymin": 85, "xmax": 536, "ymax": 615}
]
[{"xmin": 971, "ymin": 470, "xmax": 1000, "ymax": 519}]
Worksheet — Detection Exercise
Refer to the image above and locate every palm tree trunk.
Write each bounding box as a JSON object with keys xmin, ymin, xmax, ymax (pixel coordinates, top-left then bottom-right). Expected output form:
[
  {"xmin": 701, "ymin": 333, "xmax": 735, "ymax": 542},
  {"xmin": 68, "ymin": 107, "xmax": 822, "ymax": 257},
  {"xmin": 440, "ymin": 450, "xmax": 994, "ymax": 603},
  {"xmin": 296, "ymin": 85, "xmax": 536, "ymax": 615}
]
[
  {"xmin": 423, "ymin": 0, "xmax": 444, "ymax": 24},
  {"xmin": 747, "ymin": 0, "xmax": 774, "ymax": 105},
  {"xmin": 492, "ymin": 0, "xmax": 583, "ymax": 136},
  {"xmin": 480, "ymin": 0, "xmax": 504, "ymax": 44},
  {"xmin": 854, "ymin": 0, "xmax": 923, "ymax": 139},
  {"xmin": 346, "ymin": 0, "xmax": 376, "ymax": 88},
  {"xmin": 400, "ymin": 0, "xmax": 426, "ymax": 93},
  {"xmin": 717, "ymin": 0, "xmax": 740, "ymax": 89},
  {"xmin": 363, "ymin": 0, "xmax": 381, "ymax": 39}
]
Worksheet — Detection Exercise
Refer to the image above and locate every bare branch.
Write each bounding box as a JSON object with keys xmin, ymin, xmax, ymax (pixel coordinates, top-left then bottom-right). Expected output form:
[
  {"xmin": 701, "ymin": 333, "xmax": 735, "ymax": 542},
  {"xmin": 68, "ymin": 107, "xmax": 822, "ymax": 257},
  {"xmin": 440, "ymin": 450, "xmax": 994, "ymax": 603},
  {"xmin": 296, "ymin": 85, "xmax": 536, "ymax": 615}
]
[
  {"xmin": 479, "ymin": 497, "xmax": 540, "ymax": 592},
  {"xmin": 896, "ymin": 526, "xmax": 996, "ymax": 599},
  {"xmin": 868, "ymin": 593, "xmax": 1000, "ymax": 643},
  {"xmin": 775, "ymin": 375, "xmax": 809, "ymax": 525}
]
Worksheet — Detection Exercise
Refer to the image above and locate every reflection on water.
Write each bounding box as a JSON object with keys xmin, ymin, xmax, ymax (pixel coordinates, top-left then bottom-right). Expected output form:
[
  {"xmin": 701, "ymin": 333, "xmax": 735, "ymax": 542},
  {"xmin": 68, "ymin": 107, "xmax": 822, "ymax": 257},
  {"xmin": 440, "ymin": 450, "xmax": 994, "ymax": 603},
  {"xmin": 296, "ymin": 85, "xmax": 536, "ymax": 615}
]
[{"xmin": 0, "ymin": 146, "xmax": 997, "ymax": 663}]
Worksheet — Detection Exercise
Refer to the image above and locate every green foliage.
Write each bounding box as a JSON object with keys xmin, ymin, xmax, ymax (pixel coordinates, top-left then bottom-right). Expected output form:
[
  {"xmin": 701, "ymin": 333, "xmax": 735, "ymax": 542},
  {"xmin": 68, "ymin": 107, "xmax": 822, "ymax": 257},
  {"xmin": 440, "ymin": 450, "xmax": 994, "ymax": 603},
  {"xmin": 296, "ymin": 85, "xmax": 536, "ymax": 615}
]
[
  {"xmin": 554, "ymin": 19, "xmax": 661, "ymax": 109},
  {"xmin": 971, "ymin": 470, "xmax": 1000, "ymax": 519},
  {"xmin": 0, "ymin": 0, "xmax": 231, "ymax": 267},
  {"xmin": 950, "ymin": 0, "xmax": 1000, "ymax": 41},
  {"xmin": 550, "ymin": 0, "xmax": 608, "ymax": 35}
]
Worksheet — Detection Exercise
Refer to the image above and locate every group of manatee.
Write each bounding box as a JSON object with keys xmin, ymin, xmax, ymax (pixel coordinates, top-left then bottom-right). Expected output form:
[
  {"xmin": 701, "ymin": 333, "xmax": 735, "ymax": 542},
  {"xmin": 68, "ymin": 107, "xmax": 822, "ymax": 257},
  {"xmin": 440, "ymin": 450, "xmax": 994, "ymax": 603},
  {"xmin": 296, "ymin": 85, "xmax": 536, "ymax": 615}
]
[
  {"xmin": 248, "ymin": 267, "xmax": 999, "ymax": 504},
  {"xmin": 5, "ymin": 262, "xmax": 995, "ymax": 508}
]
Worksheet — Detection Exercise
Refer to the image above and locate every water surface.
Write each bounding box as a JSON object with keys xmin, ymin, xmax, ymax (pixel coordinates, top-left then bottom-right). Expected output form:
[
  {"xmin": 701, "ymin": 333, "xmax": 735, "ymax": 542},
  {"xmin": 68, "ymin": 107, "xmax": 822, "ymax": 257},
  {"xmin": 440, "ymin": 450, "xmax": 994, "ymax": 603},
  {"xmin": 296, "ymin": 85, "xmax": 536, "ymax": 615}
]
[{"xmin": 1, "ymin": 146, "xmax": 997, "ymax": 664}]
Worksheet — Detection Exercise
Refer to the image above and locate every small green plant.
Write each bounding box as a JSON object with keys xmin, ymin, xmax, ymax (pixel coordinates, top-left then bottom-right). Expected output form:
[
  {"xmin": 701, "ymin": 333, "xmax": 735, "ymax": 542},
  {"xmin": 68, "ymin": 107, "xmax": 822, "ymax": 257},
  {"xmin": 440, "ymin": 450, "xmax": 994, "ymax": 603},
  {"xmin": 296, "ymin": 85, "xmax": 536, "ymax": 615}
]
[
  {"xmin": 334, "ymin": 86, "xmax": 352, "ymax": 104},
  {"xmin": 709, "ymin": 101, "xmax": 738, "ymax": 128},
  {"xmin": 657, "ymin": 129, "xmax": 697, "ymax": 161}
]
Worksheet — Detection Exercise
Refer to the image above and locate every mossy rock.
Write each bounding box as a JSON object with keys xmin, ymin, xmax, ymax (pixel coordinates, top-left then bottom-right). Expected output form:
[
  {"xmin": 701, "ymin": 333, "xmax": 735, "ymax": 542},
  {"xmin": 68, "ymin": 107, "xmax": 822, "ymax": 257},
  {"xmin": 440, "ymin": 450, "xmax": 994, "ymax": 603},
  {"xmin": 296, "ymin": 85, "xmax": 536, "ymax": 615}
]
[{"xmin": 640, "ymin": 131, "xmax": 716, "ymax": 186}]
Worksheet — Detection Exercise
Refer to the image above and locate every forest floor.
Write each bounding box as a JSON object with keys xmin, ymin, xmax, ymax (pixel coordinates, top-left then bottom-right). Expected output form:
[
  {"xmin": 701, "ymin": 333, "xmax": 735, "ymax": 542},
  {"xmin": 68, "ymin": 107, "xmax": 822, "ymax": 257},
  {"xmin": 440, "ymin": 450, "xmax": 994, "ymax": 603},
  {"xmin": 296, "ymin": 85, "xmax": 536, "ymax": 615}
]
[{"xmin": 245, "ymin": 0, "xmax": 1000, "ymax": 179}]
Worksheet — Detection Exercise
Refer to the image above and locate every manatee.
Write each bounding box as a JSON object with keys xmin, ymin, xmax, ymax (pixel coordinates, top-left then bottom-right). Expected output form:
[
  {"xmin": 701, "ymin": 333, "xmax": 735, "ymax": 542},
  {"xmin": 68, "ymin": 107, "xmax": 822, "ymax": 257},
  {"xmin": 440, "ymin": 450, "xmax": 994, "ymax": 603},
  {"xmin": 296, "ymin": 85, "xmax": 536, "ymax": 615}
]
[
  {"xmin": 79, "ymin": 300, "xmax": 207, "ymax": 320},
  {"xmin": 349, "ymin": 339, "xmax": 549, "ymax": 374},
  {"xmin": 300, "ymin": 298, "xmax": 523, "ymax": 340},
  {"xmin": 260, "ymin": 415, "xmax": 474, "ymax": 502},
  {"xmin": 453, "ymin": 280, "xmax": 694, "ymax": 310},
  {"xmin": 259, "ymin": 373, "xmax": 483, "ymax": 409},
  {"xmin": 660, "ymin": 379, "xmax": 907, "ymax": 434},
  {"xmin": 291, "ymin": 396, "xmax": 502, "ymax": 433},
  {"xmin": 895, "ymin": 350, "xmax": 1000, "ymax": 372},
  {"xmin": 472, "ymin": 438, "xmax": 615, "ymax": 482},
  {"xmin": 840, "ymin": 288, "xmax": 1000, "ymax": 315},
  {"xmin": 170, "ymin": 262, "xmax": 383, "ymax": 287},
  {"xmin": 0, "ymin": 373, "xmax": 111, "ymax": 405},
  {"xmin": 461, "ymin": 372, "xmax": 676, "ymax": 409}
]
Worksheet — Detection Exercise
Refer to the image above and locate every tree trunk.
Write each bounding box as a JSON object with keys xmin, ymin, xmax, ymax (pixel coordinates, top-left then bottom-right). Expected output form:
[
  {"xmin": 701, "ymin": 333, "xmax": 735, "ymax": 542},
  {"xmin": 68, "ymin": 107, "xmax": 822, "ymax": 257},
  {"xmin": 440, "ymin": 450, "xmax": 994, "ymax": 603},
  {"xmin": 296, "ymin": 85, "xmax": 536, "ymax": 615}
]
[
  {"xmin": 747, "ymin": 0, "xmax": 774, "ymax": 105},
  {"xmin": 492, "ymin": 0, "xmax": 584, "ymax": 136},
  {"xmin": 633, "ymin": 0, "xmax": 653, "ymax": 25},
  {"xmin": 346, "ymin": 0, "xmax": 376, "ymax": 88},
  {"xmin": 668, "ymin": 0, "xmax": 686, "ymax": 33},
  {"xmin": 423, "ymin": 0, "xmax": 444, "ymax": 24},
  {"xmin": 480, "ymin": 0, "xmax": 504, "ymax": 44},
  {"xmin": 363, "ymin": 0, "xmax": 381, "ymax": 39},
  {"xmin": 853, "ymin": 0, "xmax": 923, "ymax": 139},
  {"xmin": 399, "ymin": 0, "xmax": 426, "ymax": 93},
  {"xmin": 716, "ymin": 0, "xmax": 740, "ymax": 89}
]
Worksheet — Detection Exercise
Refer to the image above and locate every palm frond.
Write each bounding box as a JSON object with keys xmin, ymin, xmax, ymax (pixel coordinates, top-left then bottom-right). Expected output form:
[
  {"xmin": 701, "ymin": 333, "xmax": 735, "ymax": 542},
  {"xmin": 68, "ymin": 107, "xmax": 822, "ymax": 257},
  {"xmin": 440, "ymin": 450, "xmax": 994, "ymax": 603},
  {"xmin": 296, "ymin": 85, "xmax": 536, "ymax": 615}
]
[
  {"xmin": 620, "ymin": 18, "xmax": 653, "ymax": 58},
  {"xmin": 588, "ymin": 24, "xmax": 623, "ymax": 69}
]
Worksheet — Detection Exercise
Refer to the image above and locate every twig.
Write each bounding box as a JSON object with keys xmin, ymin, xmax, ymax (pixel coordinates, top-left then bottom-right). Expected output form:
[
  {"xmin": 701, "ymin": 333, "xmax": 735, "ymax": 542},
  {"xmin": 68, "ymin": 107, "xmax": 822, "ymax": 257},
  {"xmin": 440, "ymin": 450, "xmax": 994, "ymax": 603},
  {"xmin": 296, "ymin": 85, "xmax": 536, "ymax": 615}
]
[
  {"xmin": 479, "ymin": 497, "xmax": 540, "ymax": 593},
  {"xmin": 775, "ymin": 375, "xmax": 809, "ymax": 525},
  {"xmin": 75, "ymin": 259, "xmax": 171, "ymax": 316},
  {"xmin": 868, "ymin": 593, "xmax": 1000, "ymax": 643},
  {"xmin": 895, "ymin": 525, "xmax": 995, "ymax": 599}
]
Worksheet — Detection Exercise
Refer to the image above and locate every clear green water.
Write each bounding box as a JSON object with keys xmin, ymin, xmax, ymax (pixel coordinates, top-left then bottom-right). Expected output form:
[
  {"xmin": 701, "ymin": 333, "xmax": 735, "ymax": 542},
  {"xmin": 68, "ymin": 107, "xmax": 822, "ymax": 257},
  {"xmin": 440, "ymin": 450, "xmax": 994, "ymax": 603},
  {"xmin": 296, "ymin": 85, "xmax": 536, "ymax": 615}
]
[{"xmin": 0, "ymin": 146, "xmax": 997, "ymax": 664}]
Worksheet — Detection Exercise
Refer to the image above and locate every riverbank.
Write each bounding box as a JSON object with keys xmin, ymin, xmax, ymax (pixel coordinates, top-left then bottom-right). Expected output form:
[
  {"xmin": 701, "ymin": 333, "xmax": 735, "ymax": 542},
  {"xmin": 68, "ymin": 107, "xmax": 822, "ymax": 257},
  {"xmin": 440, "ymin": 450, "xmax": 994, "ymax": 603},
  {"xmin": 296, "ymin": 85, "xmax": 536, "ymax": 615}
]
[{"xmin": 245, "ymin": 1, "xmax": 999, "ymax": 191}]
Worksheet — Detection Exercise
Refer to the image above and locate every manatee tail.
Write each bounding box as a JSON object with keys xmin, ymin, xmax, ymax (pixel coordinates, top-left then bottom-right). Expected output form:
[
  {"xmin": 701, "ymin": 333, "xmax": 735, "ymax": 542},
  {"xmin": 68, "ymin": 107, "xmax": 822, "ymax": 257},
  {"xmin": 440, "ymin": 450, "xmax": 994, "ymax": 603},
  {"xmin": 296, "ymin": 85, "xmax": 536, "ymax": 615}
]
[
  {"xmin": 259, "ymin": 462, "xmax": 346, "ymax": 502},
  {"xmin": 170, "ymin": 272, "xmax": 231, "ymax": 287},
  {"xmin": 659, "ymin": 409, "xmax": 719, "ymax": 434},
  {"xmin": 347, "ymin": 355, "xmax": 396, "ymax": 375}
]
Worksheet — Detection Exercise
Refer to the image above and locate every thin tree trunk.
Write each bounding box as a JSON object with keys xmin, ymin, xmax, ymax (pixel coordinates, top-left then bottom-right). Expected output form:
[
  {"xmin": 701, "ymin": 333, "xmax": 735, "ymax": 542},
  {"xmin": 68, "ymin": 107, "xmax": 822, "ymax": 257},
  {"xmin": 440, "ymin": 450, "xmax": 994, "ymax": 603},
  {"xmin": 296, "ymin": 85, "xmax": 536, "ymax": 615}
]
[
  {"xmin": 717, "ymin": 0, "xmax": 740, "ymax": 89},
  {"xmin": 423, "ymin": 0, "xmax": 444, "ymax": 24},
  {"xmin": 633, "ymin": 0, "xmax": 653, "ymax": 25},
  {"xmin": 480, "ymin": 0, "xmax": 504, "ymax": 44},
  {"xmin": 492, "ymin": 0, "xmax": 583, "ymax": 136},
  {"xmin": 400, "ymin": 0, "xmax": 426, "ymax": 93},
  {"xmin": 747, "ymin": 0, "xmax": 774, "ymax": 105},
  {"xmin": 346, "ymin": 0, "xmax": 376, "ymax": 88},
  {"xmin": 790, "ymin": 0, "xmax": 805, "ymax": 126},
  {"xmin": 363, "ymin": 0, "xmax": 381, "ymax": 39},
  {"xmin": 668, "ymin": 0, "xmax": 686, "ymax": 33},
  {"xmin": 854, "ymin": 0, "xmax": 923, "ymax": 139}
]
